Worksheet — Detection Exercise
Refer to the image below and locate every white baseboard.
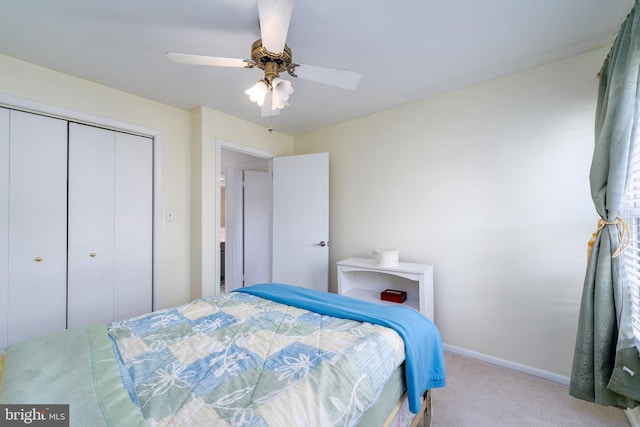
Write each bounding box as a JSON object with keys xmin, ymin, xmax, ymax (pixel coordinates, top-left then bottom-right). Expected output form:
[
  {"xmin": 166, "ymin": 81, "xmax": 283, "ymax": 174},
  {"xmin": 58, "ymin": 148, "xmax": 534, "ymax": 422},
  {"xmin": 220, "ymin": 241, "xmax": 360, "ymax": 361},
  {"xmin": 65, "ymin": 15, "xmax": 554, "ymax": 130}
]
[
  {"xmin": 627, "ymin": 407, "xmax": 640, "ymax": 427},
  {"xmin": 442, "ymin": 343, "xmax": 570, "ymax": 386}
]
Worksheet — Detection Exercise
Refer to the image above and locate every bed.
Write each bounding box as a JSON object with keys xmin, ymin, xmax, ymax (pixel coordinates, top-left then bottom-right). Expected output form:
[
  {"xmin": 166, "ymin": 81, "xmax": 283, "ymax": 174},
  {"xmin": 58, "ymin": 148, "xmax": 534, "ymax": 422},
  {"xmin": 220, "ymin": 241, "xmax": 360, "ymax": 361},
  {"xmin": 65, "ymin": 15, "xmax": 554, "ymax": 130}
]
[{"xmin": 0, "ymin": 283, "xmax": 446, "ymax": 426}]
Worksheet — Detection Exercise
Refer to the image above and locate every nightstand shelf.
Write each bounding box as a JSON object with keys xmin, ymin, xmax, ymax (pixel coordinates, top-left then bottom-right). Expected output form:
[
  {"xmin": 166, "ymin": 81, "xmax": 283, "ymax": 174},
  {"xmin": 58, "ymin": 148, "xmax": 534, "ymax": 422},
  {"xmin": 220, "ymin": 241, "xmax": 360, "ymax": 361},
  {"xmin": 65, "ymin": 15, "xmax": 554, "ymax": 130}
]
[{"xmin": 337, "ymin": 257, "xmax": 434, "ymax": 322}]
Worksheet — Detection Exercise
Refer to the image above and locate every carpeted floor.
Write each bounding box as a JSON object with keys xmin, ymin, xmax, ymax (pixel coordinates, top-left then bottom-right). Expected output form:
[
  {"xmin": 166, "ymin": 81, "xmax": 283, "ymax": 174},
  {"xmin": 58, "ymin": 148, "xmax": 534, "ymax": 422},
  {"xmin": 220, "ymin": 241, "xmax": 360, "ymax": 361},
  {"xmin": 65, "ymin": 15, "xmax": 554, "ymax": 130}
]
[{"xmin": 430, "ymin": 351, "xmax": 629, "ymax": 426}]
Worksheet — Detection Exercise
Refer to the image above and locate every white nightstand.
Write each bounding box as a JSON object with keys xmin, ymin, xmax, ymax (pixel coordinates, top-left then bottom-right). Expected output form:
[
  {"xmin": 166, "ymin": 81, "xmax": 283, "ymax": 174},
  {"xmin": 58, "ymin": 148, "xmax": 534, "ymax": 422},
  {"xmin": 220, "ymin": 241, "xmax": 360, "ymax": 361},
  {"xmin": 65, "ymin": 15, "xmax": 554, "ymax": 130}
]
[{"xmin": 337, "ymin": 258, "xmax": 434, "ymax": 322}]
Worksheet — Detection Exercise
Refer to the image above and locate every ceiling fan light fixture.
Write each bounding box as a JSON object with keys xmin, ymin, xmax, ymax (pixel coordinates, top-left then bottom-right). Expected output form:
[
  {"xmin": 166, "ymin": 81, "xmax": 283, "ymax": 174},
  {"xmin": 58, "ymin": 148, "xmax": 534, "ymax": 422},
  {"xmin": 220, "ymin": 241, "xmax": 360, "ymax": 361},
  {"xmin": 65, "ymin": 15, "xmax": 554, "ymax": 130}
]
[
  {"xmin": 245, "ymin": 77, "xmax": 294, "ymax": 111},
  {"xmin": 270, "ymin": 77, "xmax": 293, "ymax": 110},
  {"xmin": 244, "ymin": 80, "xmax": 270, "ymax": 106}
]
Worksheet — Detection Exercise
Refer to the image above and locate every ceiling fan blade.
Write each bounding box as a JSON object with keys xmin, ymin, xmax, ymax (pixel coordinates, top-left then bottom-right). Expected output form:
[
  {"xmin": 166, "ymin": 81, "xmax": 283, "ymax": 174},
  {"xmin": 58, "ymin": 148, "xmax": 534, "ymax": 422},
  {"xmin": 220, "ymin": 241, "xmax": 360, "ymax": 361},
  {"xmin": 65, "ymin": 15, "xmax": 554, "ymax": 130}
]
[
  {"xmin": 259, "ymin": 90, "xmax": 282, "ymax": 117},
  {"xmin": 258, "ymin": 0, "xmax": 294, "ymax": 54},
  {"xmin": 261, "ymin": 100, "xmax": 281, "ymax": 117},
  {"xmin": 293, "ymin": 64, "xmax": 362, "ymax": 90},
  {"xmin": 166, "ymin": 52, "xmax": 250, "ymax": 68}
]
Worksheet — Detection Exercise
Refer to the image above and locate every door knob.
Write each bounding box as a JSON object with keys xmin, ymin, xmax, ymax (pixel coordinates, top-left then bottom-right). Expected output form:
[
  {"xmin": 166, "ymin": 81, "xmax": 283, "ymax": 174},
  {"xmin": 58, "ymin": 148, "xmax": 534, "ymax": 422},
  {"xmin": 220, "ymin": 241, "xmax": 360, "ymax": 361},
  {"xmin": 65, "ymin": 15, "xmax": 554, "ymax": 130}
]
[
  {"xmin": 317, "ymin": 241, "xmax": 329, "ymax": 247},
  {"xmin": 89, "ymin": 252, "xmax": 96, "ymax": 257},
  {"xmin": 34, "ymin": 256, "xmax": 43, "ymax": 262}
]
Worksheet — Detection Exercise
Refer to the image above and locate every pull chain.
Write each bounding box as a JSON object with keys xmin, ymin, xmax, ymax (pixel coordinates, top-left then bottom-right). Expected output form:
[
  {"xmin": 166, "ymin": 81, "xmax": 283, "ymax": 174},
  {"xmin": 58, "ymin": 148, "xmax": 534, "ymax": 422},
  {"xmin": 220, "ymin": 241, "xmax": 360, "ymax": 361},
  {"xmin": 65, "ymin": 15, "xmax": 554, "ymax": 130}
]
[{"xmin": 268, "ymin": 87, "xmax": 274, "ymax": 132}]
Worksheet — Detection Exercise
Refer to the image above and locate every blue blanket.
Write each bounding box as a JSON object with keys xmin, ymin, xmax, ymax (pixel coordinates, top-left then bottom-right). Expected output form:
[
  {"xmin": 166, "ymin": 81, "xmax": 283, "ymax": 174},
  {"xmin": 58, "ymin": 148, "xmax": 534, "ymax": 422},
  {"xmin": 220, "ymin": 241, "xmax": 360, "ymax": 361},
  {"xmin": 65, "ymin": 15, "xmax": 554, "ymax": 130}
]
[{"xmin": 235, "ymin": 283, "xmax": 446, "ymax": 413}]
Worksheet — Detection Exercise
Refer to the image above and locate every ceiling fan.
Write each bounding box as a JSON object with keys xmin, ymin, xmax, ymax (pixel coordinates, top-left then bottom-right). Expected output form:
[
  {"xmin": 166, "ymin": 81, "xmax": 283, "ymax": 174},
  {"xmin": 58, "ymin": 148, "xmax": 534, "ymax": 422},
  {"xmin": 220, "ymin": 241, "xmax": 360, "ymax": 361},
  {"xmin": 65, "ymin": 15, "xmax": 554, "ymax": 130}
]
[{"xmin": 167, "ymin": 0, "xmax": 362, "ymax": 119}]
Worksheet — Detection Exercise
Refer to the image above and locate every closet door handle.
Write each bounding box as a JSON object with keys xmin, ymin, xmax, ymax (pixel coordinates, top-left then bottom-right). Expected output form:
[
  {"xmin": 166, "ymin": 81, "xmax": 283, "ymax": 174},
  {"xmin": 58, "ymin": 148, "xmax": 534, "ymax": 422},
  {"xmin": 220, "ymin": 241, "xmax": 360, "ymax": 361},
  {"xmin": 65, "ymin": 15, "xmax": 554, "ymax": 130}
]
[
  {"xmin": 89, "ymin": 252, "xmax": 96, "ymax": 257},
  {"xmin": 34, "ymin": 256, "xmax": 43, "ymax": 262}
]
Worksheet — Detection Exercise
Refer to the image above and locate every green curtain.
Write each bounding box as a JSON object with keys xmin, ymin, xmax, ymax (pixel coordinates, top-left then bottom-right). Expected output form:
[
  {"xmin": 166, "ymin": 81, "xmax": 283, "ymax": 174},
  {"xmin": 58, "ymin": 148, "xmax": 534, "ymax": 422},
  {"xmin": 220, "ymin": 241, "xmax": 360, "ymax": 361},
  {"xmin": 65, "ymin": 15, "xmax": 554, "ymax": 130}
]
[{"xmin": 570, "ymin": 0, "xmax": 640, "ymax": 408}]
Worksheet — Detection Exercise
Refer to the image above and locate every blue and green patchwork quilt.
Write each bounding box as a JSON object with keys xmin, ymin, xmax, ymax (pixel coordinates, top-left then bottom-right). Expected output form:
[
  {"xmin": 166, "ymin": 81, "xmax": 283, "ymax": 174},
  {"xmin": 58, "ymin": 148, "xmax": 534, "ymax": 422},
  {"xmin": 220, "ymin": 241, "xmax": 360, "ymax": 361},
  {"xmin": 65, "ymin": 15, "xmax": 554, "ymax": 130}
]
[
  {"xmin": 108, "ymin": 289, "xmax": 408, "ymax": 426},
  {"xmin": 0, "ymin": 284, "xmax": 445, "ymax": 427}
]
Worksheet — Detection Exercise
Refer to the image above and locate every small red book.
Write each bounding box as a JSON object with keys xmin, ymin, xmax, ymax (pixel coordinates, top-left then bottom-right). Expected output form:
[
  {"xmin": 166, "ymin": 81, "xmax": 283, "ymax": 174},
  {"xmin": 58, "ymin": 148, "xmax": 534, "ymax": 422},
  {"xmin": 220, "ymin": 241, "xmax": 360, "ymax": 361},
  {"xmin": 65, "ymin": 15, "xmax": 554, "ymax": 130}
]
[{"xmin": 380, "ymin": 289, "xmax": 407, "ymax": 303}]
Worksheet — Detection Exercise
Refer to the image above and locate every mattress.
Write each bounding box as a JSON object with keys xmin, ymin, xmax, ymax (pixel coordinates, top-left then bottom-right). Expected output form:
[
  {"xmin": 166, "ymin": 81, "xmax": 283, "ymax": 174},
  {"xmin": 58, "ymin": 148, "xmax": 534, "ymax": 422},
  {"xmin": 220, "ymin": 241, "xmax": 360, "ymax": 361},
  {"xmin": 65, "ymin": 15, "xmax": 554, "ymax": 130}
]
[{"xmin": 358, "ymin": 364, "xmax": 406, "ymax": 426}]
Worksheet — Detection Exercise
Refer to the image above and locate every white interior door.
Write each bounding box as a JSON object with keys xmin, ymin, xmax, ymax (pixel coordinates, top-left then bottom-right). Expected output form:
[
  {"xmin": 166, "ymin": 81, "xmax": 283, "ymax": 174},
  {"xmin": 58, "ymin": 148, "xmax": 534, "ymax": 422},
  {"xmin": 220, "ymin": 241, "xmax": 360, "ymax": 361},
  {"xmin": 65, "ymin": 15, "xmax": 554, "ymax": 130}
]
[
  {"xmin": 243, "ymin": 169, "xmax": 271, "ymax": 286},
  {"xmin": 272, "ymin": 152, "xmax": 329, "ymax": 291},
  {"xmin": 225, "ymin": 165, "xmax": 243, "ymax": 293},
  {"xmin": 7, "ymin": 110, "xmax": 68, "ymax": 346}
]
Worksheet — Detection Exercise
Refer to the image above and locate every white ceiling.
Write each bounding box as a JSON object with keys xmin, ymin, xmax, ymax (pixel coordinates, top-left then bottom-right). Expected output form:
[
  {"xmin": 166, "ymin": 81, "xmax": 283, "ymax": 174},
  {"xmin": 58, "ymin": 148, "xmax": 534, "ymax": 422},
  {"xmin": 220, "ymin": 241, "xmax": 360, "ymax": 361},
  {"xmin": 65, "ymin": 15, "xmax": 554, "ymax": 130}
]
[{"xmin": 0, "ymin": 0, "xmax": 632, "ymax": 135}]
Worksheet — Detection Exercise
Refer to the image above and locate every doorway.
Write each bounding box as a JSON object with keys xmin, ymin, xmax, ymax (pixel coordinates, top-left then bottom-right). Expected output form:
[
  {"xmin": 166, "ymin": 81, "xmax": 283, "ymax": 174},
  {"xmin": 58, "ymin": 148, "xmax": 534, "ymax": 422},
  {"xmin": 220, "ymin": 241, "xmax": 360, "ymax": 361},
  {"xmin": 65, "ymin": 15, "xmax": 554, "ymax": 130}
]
[
  {"xmin": 215, "ymin": 142, "xmax": 330, "ymax": 296},
  {"xmin": 218, "ymin": 144, "xmax": 272, "ymax": 294}
]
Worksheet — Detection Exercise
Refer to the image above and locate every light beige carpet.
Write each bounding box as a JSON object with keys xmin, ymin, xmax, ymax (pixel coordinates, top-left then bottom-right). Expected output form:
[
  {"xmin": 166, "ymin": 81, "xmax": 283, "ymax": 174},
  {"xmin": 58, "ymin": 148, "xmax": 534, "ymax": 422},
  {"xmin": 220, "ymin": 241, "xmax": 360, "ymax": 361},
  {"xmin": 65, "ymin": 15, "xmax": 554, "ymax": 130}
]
[{"xmin": 430, "ymin": 351, "xmax": 629, "ymax": 426}]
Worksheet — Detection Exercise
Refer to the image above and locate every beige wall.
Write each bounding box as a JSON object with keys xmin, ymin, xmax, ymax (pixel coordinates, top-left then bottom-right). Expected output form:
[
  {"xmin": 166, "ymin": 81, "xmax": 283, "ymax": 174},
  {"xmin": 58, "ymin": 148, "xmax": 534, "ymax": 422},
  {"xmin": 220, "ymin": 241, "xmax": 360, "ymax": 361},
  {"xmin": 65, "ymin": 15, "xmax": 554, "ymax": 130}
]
[{"xmin": 294, "ymin": 48, "xmax": 604, "ymax": 378}]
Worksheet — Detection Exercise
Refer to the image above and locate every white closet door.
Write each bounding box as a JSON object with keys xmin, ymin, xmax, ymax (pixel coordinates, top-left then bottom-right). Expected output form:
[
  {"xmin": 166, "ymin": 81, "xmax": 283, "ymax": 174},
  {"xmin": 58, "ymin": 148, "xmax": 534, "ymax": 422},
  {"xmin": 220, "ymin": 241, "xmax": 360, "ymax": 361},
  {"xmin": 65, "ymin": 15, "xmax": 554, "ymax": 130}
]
[
  {"xmin": 7, "ymin": 110, "xmax": 68, "ymax": 345},
  {"xmin": 114, "ymin": 132, "xmax": 153, "ymax": 320},
  {"xmin": 67, "ymin": 123, "xmax": 116, "ymax": 328},
  {"xmin": 68, "ymin": 123, "xmax": 153, "ymax": 327},
  {"xmin": 0, "ymin": 108, "xmax": 9, "ymax": 350}
]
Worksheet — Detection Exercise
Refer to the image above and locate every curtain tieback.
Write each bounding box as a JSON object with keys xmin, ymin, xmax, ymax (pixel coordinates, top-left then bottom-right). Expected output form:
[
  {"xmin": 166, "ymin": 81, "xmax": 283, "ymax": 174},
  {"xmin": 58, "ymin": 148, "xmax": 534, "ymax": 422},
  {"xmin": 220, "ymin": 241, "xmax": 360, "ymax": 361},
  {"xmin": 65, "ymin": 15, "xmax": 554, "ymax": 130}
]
[{"xmin": 587, "ymin": 216, "xmax": 631, "ymax": 259}]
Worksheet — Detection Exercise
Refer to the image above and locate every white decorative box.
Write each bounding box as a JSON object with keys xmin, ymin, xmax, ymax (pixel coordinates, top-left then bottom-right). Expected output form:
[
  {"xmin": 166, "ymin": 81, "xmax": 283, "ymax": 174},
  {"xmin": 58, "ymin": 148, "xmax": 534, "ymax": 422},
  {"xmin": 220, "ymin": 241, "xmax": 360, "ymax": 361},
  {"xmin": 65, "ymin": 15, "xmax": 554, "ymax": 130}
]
[{"xmin": 372, "ymin": 248, "xmax": 399, "ymax": 267}]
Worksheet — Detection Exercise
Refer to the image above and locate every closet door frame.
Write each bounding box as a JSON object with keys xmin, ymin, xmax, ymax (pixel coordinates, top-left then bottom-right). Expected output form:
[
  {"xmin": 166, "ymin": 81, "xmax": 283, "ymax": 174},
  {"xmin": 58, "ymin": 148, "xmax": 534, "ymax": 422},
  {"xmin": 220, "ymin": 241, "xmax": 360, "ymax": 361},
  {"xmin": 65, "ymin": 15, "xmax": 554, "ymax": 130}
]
[{"xmin": 0, "ymin": 94, "xmax": 164, "ymax": 312}]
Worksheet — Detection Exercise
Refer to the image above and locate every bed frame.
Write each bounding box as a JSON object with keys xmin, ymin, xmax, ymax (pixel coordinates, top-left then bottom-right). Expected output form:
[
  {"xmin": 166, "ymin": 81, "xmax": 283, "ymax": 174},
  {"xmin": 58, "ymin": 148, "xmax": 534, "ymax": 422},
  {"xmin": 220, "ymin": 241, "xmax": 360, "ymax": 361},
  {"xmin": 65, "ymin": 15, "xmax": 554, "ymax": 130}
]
[
  {"xmin": 414, "ymin": 391, "xmax": 432, "ymax": 427},
  {"xmin": 380, "ymin": 390, "xmax": 431, "ymax": 427}
]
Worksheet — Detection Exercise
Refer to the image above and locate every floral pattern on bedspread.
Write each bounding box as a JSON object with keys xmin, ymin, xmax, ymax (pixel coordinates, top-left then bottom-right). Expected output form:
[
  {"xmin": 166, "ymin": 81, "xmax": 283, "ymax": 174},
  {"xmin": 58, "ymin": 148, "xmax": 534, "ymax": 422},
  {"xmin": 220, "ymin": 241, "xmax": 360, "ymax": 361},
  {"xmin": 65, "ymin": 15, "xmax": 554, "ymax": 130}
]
[{"xmin": 108, "ymin": 292, "xmax": 405, "ymax": 427}]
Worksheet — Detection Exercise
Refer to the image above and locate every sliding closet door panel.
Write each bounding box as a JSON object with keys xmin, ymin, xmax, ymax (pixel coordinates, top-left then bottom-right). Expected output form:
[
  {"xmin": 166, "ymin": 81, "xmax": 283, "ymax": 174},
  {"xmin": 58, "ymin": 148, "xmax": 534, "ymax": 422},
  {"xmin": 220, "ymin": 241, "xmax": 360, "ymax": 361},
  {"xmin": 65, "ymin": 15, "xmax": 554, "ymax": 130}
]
[
  {"xmin": 68, "ymin": 123, "xmax": 115, "ymax": 328},
  {"xmin": 0, "ymin": 108, "xmax": 9, "ymax": 350},
  {"xmin": 114, "ymin": 132, "xmax": 153, "ymax": 320},
  {"xmin": 8, "ymin": 111, "xmax": 67, "ymax": 345}
]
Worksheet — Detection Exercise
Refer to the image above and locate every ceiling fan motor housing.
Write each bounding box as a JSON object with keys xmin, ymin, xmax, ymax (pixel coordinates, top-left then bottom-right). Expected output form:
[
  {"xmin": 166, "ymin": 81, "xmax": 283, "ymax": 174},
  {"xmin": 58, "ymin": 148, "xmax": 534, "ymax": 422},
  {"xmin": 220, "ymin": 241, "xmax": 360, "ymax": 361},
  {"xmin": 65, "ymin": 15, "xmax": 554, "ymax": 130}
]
[{"xmin": 250, "ymin": 39, "xmax": 297, "ymax": 83}]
